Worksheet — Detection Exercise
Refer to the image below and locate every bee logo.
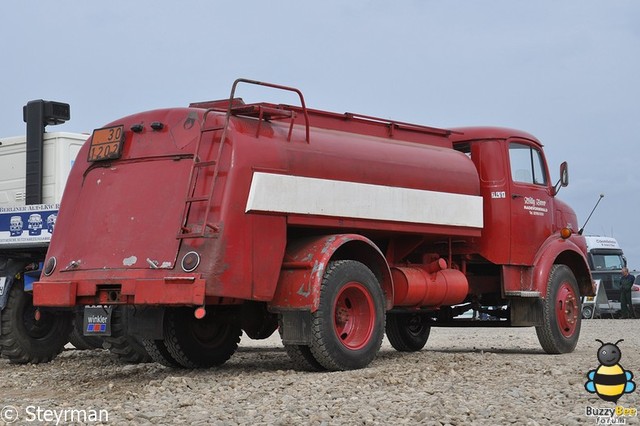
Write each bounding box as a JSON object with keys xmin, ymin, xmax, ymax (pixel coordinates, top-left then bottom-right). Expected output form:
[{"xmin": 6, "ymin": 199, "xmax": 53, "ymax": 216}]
[{"xmin": 585, "ymin": 339, "xmax": 636, "ymax": 403}]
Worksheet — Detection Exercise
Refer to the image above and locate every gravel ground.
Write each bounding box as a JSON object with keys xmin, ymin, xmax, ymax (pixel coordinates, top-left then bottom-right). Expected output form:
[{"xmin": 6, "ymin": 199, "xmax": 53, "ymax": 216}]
[{"xmin": 1, "ymin": 319, "xmax": 639, "ymax": 425}]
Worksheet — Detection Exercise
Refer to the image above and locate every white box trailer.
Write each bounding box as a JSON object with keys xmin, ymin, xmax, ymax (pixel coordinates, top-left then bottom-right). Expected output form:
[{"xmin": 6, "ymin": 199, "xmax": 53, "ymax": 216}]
[
  {"xmin": 0, "ymin": 131, "xmax": 98, "ymax": 363},
  {"xmin": 0, "ymin": 132, "xmax": 87, "ymax": 207},
  {"xmin": 0, "ymin": 132, "xmax": 86, "ymax": 248}
]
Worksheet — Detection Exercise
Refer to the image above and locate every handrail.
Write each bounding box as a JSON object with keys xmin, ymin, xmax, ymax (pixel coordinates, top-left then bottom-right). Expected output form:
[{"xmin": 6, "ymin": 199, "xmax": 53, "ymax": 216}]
[{"xmin": 226, "ymin": 78, "xmax": 310, "ymax": 143}]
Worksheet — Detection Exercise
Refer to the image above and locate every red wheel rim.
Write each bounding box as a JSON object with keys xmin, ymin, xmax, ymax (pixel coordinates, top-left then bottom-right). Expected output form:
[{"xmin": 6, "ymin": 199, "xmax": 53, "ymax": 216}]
[
  {"xmin": 333, "ymin": 282, "xmax": 375, "ymax": 350},
  {"xmin": 556, "ymin": 282, "xmax": 578, "ymax": 338}
]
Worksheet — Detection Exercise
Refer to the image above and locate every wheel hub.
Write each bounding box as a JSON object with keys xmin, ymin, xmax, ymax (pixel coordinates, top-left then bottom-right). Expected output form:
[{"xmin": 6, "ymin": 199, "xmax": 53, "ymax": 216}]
[
  {"xmin": 333, "ymin": 282, "xmax": 375, "ymax": 350},
  {"xmin": 556, "ymin": 282, "xmax": 578, "ymax": 337}
]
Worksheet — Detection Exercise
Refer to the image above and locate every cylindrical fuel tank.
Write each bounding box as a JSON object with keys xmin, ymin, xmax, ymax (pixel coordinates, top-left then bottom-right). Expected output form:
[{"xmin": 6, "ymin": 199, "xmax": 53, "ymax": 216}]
[{"xmin": 391, "ymin": 265, "xmax": 469, "ymax": 308}]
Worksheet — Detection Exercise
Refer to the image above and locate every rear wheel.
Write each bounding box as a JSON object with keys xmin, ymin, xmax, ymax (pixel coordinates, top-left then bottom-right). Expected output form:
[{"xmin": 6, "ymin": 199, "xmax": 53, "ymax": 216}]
[
  {"xmin": 164, "ymin": 308, "xmax": 241, "ymax": 368},
  {"xmin": 386, "ymin": 312, "xmax": 431, "ymax": 352},
  {"xmin": 309, "ymin": 260, "xmax": 385, "ymax": 371},
  {"xmin": 0, "ymin": 282, "xmax": 72, "ymax": 364},
  {"xmin": 283, "ymin": 344, "xmax": 326, "ymax": 371},
  {"xmin": 279, "ymin": 319, "xmax": 326, "ymax": 371},
  {"xmin": 536, "ymin": 265, "xmax": 581, "ymax": 353},
  {"xmin": 103, "ymin": 306, "xmax": 151, "ymax": 363},
  {"xmin": 142, "ymin": 339, "xmax": 181, "ymax": 367}
]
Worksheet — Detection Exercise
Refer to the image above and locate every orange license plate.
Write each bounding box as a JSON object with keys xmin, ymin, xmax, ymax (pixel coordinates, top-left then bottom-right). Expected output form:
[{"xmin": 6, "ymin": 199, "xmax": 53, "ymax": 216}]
[{"xmin": 88, "ymin": 125, "xmax": 124, "ymax": 161}]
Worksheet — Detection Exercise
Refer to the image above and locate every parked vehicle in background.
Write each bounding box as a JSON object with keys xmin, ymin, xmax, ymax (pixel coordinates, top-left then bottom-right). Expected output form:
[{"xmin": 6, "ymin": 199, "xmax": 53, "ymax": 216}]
[
  {"xmin": 1, "ymin": 100, "xmax": 140, "ymax": 364},
  {"xmin": 0, "ymin": 120, "xmax": 86, "ymax": 362},
  {"xmin": 632, "ymin": 273, "xmax": 640, "ymax": 317},
  {"xmin": 582, "ymin": 236, "xmax": 630, "ymax": 318}
]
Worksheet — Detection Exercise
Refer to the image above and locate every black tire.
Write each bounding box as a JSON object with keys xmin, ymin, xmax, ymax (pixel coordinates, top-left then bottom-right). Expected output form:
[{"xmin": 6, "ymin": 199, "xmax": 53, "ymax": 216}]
[
  {"xmin": 164, "ymin": 308, "xmax": 241, "ymax": 368},
  {"xmin": 581, "ymin": 305, "xmax": 594, "ymax": 320},
  {"xmin": 103, "ymin": 306, "xmax": 151, "ymax": 363},
  {"xmin": 386, "ymin": 312, "xmax": 431, "ymax": 352},
  {"xmin": 283, "ymin": 344, "xmax": 327, "ymax": 371},
  {"xmin": 536, "ymin": 265, "xmax": 581, "ymax": 354},
  {"xmin": 142, "ymin": 339, "xmax": 182, "ymax": 367},
  {"xmin": 0, "ymin": 282, "xmax": 72, "ymax": 364},
  {"xmin": 309, "ymin": 260, "xmax": 385, "ymax": 371},
  {"xmin": 278, "ymin": 319, "xmax": 326, "ymax": 371},
  {"xmin": 68, "ymin": 311, "xmax": 104, "ymax": 350}
]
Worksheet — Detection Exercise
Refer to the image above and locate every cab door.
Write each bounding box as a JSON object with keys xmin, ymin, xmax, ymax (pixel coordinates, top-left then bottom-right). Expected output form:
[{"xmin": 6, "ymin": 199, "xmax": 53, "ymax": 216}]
[{"xmin": 508, "ymin": 140, "xmax": 553, "ymax": 265}]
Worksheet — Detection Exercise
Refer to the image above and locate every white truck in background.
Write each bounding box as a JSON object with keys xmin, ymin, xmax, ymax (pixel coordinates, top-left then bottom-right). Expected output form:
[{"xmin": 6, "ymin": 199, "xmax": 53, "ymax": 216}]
[
  {"xmin": 1, "ymin": 100, "xmax": 150, "ymax": 364},
  {"xmin": 0, "ymin": 128, "xmax": 92, "ymax": 362},
  {"xmin": 581, "ymin": 236, "xmax": 634, "ymax": 318}
]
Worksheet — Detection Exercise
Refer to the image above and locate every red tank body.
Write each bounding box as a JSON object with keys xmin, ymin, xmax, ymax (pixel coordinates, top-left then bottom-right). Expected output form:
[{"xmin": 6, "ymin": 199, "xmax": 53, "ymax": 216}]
[{"xmin": 33, "ymin": 79, "xmax": 592, "ymax": 370}]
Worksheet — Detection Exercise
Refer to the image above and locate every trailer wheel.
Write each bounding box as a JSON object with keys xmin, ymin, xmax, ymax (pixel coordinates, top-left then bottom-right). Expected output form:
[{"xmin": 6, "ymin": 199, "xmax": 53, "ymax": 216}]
[
  {"xmin": 0, "ymin": 282, "xmax": 72, "ymax": 364},
  {"xmin": 309, "ymin": 260, "xmax": 385, "ymax": 371},
  {"xmin": 536, "ymin": 265, "xmax": 581, "ymax": 354},
  {"xmin": 142, "ymin": 339, "xmax": 182, "ymax": 368},
  {"xmin": 581, "ymin": 305, "xmax": 594, "ymax": 320},
  {"xmin": 164, "ymin": 308, "xmax": 241, "ymax": 368},
  {"xmin": 103, "ymin": 306, "xmax": 151, "ymax": 363},
  {"xmin": 386, "ymin": 312, "xmax": 431, "ymax": 352}
]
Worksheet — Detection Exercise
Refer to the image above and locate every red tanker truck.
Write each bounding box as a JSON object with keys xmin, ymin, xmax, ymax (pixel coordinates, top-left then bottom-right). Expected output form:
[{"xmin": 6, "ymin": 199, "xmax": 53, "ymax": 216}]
[{"xmin": 33, "ymin": 79, "xmax": 592, "ymax": 370}]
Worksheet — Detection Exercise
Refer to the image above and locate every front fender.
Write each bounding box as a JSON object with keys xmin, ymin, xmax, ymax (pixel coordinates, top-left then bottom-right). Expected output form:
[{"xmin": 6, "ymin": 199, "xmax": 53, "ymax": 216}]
[
  {"xmin": 269, "ymin": 234, "xmax": 392, "ymax": 312},
  {"xmin": 532, "ymin": 234, "xmax": 592, "ymax": 298},
  {"xmin": 0, "ymin": 259, "xmax": 33, "ymax": 310}
]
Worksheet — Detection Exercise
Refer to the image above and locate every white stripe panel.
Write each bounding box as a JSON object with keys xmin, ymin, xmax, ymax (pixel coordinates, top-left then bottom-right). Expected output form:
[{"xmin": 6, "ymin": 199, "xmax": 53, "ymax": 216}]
[{"xmin": 246, "ymin": 172, "xmax": 483, "ymax": 228}]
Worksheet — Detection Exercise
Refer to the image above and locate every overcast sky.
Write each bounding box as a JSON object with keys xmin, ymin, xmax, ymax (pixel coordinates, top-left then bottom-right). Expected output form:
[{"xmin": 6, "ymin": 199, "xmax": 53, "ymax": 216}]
[{"xmin": 2, "ymin": 2, "xmax": 639, "ymax": 268}]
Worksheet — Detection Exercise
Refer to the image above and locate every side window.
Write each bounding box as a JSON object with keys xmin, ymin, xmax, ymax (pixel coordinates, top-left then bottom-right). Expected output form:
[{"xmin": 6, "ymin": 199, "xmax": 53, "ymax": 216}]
[{"xmin": 509, "ymin": 142, "xmax": 547, "ymax": 185}]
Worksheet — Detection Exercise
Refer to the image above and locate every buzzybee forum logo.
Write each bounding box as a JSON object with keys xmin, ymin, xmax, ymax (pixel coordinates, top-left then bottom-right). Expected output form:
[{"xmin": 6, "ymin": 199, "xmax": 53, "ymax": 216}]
[
  {"xmin": 584, "ymin": 339, "xmax": 637, "ymax": 424},
  {"xmin": 585, "ymin": 339, "xmax": 635, "ymax": 403}
]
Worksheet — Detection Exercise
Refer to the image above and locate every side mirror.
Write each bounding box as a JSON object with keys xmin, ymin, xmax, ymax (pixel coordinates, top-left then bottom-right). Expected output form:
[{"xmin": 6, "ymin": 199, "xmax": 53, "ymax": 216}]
[
  {"xmin": 553, "ymin": 161, "xmax": 569, "ymax": 195},
  {"xmin": 559, "ymin": 161, "xmax": 569, "ymax": 187}
]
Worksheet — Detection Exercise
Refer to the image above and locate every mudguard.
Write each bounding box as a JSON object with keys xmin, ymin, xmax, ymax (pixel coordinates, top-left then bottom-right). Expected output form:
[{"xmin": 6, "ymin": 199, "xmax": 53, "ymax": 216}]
[
  {"xmin": 0, "ymin": 258, "xmax": 32, "ymax": 311},
  {"xmin": 0, "ymin": 275, "xmax": 12, "ymax": 313},
  {"xmin": 269, "ymin": 234, "xmax": 393, "ymax": 312},
  {"xmin": 532, "ymin": 234, "xmax": 592, "ymax": 298}
]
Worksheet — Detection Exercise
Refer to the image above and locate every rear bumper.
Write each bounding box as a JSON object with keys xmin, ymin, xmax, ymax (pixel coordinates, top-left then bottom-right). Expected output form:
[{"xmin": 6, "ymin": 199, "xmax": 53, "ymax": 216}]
[{"xmin": 33, "ymin": 277, "xmax": 206, "ymax": 307}]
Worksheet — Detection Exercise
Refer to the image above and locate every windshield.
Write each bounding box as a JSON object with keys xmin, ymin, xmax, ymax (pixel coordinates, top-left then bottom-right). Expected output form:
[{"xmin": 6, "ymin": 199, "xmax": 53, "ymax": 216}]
[{"xmin": 590, "ymin": 253, "xmax": 624, "ymax": 270}]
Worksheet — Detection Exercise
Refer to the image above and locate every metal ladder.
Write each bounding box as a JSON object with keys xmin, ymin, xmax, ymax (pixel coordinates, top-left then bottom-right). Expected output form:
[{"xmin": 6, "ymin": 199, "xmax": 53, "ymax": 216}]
[
  {"xmin": 178, "ymin": 78, "xmax": 311, "ymax": 239},
  {"xmin": 177, "ymin": 110, "xmax": 225, "ymax": 239}
]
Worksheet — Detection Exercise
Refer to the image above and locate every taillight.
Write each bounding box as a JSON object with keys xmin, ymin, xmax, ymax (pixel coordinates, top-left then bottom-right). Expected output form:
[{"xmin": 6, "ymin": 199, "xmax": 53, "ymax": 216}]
[{"xmin": 632, "ymin": 285, "xmax": 640, "ymax": 292}]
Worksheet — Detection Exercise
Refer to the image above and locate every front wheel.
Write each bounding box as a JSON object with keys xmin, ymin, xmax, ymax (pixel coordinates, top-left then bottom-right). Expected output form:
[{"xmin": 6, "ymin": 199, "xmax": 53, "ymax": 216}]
[
  {"xmin": 309, "ymin": 260, "xmax": 385, "ymax": 371},
  {"xmin": 0, "ymin": 282, "xmax": 72, "ymax": 364},
  {"xmin": 536, "ymin": 265, "xmax": 581, "ymax": 354}
]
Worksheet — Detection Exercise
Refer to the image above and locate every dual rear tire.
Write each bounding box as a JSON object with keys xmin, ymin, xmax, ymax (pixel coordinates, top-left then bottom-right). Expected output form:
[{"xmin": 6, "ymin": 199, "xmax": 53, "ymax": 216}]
[
  {"xmin": 284, "ymin": 260, "xmax": 386, "ymax": 371},
  {"xmin": 144, "ymin": 308, "xmax": 241, "ymax": 368}
]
